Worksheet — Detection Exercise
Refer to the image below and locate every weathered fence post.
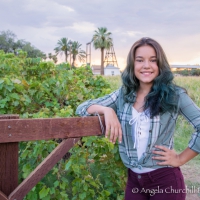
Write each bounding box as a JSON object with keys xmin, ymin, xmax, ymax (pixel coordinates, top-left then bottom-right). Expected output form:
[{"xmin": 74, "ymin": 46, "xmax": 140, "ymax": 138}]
[{"xmin": 0, "ymin": 115, "xmax": 19, "ymax": 196}]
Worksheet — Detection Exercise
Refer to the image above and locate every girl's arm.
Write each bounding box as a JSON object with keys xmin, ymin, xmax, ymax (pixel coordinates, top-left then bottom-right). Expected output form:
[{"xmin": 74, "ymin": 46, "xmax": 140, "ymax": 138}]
[
  {"xmin": 152, "ymin": 90, "xmax": 200, "ymax": 166},
  {"xmin": 87, "ymin": 105, "xmax": 122, "ymax": 144},
  {"xmin": 76, "ymin": 88, "xmax": 122, "ymax": 144},
  {"xmin": 76, "ymin": 88, "xmax": 120, "ymax": 116}
]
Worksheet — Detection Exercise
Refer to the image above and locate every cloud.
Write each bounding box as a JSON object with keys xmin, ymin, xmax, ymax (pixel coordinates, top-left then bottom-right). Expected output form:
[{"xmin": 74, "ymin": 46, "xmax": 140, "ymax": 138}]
[
  {"xmin": 123, "ymin": 31, "xmax": 144, "ymax": 37},
  {"xmin": 23, "ymin": 0, "xmax": 74, "ymax": 12},
  {"xmin": 68, "ymin": 22, "xmax": 97, "ymax": 33},
  {"xmin": 1, "ymin": 0, "xmax": 200, "ymax": 65},
  {"xmin": 0, "ymin": 0, "xmax": 76, "ymax": 28}
]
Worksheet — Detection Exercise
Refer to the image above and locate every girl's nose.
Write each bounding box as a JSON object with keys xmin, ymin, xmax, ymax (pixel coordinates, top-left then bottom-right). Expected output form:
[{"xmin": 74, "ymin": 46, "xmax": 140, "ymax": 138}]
[{"xmin": 143, "ymin": 61, "xmax": 150, "ymax": 68}]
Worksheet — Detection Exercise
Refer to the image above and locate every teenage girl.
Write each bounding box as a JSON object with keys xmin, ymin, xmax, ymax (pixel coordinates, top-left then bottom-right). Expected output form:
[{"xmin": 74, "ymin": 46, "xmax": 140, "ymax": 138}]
[{"xmin": 76, "ymin": 37, "xmax": 200, "ymax": 200}]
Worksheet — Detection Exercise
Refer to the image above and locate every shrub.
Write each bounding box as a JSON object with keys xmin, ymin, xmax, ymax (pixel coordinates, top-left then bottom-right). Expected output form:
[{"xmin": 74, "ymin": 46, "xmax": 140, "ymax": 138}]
[{"xmin": 0, "ymin": 51, "xmax": 126, "ymax": 200}]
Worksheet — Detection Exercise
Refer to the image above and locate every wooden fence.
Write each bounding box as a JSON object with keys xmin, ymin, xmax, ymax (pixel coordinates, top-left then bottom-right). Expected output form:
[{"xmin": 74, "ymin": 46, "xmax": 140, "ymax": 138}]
[{"xmin": 0, "ymin": 114, "xmax": 105, "ymax": 200}]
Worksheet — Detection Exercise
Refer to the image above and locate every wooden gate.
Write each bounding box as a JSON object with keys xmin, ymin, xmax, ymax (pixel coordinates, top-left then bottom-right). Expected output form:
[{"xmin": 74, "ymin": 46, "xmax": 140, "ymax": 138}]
[{"xmin": 0, "ymin": 115, "xmax": 105, "ymax": 200}]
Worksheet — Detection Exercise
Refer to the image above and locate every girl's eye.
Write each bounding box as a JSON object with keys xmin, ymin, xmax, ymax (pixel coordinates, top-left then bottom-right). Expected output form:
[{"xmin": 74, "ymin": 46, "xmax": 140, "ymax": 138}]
[
  {"xmin": 136, "ymin": 60, "xmax": 143, "ymax": 62},
  {"xmin": 151, "ymin": 60, "xmax": 157, "ymax": 62}
]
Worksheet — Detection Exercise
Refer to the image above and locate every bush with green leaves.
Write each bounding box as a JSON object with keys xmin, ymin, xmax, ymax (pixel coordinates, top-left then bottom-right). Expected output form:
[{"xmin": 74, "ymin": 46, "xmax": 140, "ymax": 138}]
[{"xmin": 0, "ymin": 51, "xmax": 127, "ymax": 200}]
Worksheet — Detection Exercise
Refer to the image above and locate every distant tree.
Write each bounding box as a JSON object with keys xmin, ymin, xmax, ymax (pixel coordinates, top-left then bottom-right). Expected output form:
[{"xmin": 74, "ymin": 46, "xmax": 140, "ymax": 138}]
[
  {"xmin": 48, "ymin": 53, "xmax": 53, "ymax": 59},
  {"xmin": 92, "ymin": 27, "xmax": 113, "ymax": 75},
  {"xmin": 13, "ymin": 39, "xmax": 26, "ymax": 53},
  {"xmin": 0, "ymin": 30, "xmax": 16, "ymax": 53},
  {"xmin": 21, "ymin": 42, "xmax": 44, "ymax": 58},
  {"xmin": 54, "ymin": 38, "xmax": 71, "ymax": 62},
  {"xmin": 70, "ymin": 41, "xmax": 86, "ymax": 67},
  {"xmin": 52, "ymin": 55, "xmax": 58, "ymax": 63},
  {"xmin": 42, "ymin": 53, "xmax": 47, "ymax": 60},
  {"xmin": 0, "ymin": 30, "xmax": 45, "ymax": 58}
]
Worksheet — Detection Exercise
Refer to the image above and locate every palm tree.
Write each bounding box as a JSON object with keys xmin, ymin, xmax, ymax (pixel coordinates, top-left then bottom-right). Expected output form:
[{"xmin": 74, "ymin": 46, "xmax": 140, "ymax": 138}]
[
  {"xmin": 70, "ymin": 41, "xmax": 86, "ymax": 68},
  {"xmin": 54, "ymin": 38, "xmax": 71, "ymax": 62},
  {"xmin": 48, "ymin": 53, "xmax": 52, "ymax": 59},
  {"xmin": 42, "ymin": 53, "xmax": 47, "ymax": 60},
  {"xmin": 52, "ymin": 55, "xmax": 58, "ymax": 63},
  {"xmin": 92, "ymin": 27, "xmax": 113, "ymax": 75}
]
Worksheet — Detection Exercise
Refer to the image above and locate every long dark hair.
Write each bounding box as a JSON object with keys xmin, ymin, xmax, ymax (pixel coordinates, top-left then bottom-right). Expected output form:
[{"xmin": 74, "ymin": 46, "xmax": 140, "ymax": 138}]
[{"xmin": 121, "ymin": 37, "xmax": 178, "ymax": 117}]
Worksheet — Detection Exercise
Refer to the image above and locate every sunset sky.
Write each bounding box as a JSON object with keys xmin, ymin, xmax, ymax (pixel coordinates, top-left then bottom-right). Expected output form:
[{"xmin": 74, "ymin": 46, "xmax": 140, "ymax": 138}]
[{"xmin": 1, "ymin": 0, "xmax": 200, "ymax": 70}]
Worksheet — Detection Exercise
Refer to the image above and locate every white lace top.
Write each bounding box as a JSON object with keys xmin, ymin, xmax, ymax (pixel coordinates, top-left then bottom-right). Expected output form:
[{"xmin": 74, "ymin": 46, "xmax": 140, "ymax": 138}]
[{"xmin": 129, "ymin": 107, "xmax": 156, "ymax": 173}]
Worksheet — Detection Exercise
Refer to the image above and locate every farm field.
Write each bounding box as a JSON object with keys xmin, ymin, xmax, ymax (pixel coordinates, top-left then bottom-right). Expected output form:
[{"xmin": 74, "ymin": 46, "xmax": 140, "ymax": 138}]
[{"xmin": 105, "ymin": 75, "xmax": 200, "ymax": 200}]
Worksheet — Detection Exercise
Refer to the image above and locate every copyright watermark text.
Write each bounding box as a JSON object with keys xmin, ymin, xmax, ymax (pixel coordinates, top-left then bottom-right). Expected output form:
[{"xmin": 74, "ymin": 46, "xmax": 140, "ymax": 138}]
[{"xmin": 132, "ymin": 186, "xmax": 200, "ymax": 196}]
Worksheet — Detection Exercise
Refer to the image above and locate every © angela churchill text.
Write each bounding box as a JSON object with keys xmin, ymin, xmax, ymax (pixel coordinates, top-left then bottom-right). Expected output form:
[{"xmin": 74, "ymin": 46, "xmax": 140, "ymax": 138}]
[{"xmin": 132, "ymin": 186, "xmax": 200, "ymax": 196}]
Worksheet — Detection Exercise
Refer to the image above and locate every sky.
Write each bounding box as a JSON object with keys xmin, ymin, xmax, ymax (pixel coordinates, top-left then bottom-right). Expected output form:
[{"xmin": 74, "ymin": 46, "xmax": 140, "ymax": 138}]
[{"xmin": 1, "ymin": 0, "xmax": 200, "ymax": 70}]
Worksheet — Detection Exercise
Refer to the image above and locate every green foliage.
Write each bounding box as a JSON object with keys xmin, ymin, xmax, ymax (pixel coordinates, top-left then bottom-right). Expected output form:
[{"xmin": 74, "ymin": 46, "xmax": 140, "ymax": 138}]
[
  {"xmin": 64, "ymin": 136, "xmax": 126, "ymax": 200},
  {"xmin": 0, "ymin": 51, "xmax": 127, "ymax": 199},
  {"xmin": 104, "ymin": 75, "xmax": 122, "ymax": 91},
  {"xmin": 0, "ymin": 51, "xmax": 111, "ymax": 116}
]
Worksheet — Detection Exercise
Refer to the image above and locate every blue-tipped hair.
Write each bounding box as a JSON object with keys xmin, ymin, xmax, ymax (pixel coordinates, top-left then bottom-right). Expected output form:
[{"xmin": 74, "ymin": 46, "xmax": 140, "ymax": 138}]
[{"xmin": 121, "ymin": 37, "xmax": 178, "ymax": 117}]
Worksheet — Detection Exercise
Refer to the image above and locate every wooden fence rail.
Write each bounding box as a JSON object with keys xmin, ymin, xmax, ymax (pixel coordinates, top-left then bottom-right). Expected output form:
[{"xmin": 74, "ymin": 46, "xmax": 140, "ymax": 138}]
[{"xmin": 0, "ymin": 115, "xmax": 105, "ymax": 200}]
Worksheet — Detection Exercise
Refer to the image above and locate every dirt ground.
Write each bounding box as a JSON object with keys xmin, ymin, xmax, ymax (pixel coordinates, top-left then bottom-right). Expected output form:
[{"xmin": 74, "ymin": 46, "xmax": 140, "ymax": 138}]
[{"xmin": 181, "ymin": 163, "xmax": 200, "ymax": 200}]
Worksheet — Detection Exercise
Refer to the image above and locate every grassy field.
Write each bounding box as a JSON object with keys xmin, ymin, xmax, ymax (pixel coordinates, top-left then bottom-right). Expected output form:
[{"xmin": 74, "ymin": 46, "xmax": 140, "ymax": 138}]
[{"xmin": 105, "ymin": 75, "xmax": 200, "ymax": 199}]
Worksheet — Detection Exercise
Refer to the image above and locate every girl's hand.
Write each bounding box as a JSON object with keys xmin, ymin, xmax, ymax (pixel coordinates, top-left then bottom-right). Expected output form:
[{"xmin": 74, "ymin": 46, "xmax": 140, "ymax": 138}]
[
  {"xmin": 103, "ymin": 107, "xmax": 122, "ymax": 144},
  {"xmin": 152, "ymin": 145, "xmax": 183, "ymax": 167}
]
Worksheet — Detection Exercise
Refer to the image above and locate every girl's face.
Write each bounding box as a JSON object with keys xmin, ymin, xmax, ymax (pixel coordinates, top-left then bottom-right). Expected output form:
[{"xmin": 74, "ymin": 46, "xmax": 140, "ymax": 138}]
[{"xmin": 134, "ymin": 45, "xmax": 159, "ymax": 87}]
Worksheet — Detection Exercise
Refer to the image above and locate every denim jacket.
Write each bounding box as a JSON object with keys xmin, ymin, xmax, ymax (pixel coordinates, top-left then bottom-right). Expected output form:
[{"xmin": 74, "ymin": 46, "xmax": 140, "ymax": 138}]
[{"xmin": 76, "ymin": 86, "xmax": 200, "ymax": 171}]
